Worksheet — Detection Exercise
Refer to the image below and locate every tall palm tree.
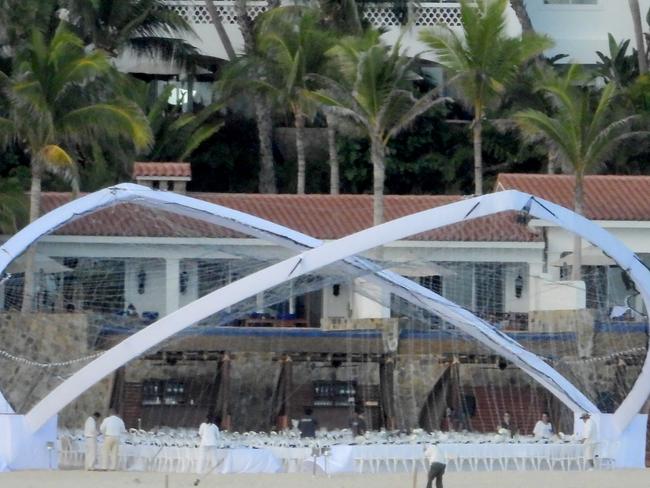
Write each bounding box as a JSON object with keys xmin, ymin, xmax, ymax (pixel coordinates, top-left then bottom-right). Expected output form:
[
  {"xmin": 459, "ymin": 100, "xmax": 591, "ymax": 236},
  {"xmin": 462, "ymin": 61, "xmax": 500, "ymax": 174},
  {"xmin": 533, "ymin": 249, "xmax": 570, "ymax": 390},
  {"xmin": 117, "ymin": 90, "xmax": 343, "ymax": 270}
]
[
  {"xmin": 310, "ymin": 31, "xmax": 447, "ymax": 224},
  {"xmin": 64, "ymin": 0, "xmax": 199, "ymax": 64},
  {"xmin": 232, "ymin": 0, "xmax": 279, "ymax": 194},
  {"xmin": 514, "ymin": 65, "xmax": 644, "ymax": 280},
  {"xmin": 0, "ymin": 25, "xmax": 152, "ymax": 310},
  {"xmin": 205, "ymin": 0, "xmax": 237, "ymax": 61},
  {"xmin": 256, "ymin": 7, "xmax": 335, "ymax": 194},
  {"xmin": 420, "ymin": 0, "xmax": 551, "ymax": 195},
  {"xmin": 628, "ymin": 0, "xmax": 648, "ymax": 74}
]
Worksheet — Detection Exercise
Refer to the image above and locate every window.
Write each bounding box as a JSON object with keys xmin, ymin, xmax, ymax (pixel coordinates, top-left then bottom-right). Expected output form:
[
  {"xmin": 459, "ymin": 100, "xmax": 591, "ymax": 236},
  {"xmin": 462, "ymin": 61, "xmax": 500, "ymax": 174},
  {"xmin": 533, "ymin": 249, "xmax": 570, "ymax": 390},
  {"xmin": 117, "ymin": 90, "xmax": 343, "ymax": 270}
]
[{"xmin": 543, "ymin": 0, "xmax": 597, "ymax": 4}]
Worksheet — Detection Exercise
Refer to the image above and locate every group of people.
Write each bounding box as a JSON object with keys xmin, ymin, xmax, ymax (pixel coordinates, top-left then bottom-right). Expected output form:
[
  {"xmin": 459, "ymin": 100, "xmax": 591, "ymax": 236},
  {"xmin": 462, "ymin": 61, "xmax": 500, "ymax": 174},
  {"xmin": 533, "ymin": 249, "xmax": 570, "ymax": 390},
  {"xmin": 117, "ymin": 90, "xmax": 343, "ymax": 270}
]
[
  {"xmin": 83, "ymin": 409, "xmax": 126, "ymax": 471},
  {"xmin": 80, "ymin": 407, "xmax": 600, "ymax": 480}
]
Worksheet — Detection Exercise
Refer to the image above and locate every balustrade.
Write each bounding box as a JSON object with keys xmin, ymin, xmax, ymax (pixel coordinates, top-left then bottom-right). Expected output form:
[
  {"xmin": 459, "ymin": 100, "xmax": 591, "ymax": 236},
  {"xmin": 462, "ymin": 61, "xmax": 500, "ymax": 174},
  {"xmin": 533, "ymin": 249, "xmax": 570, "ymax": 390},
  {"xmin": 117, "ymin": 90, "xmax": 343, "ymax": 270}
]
[{"xmin": 163, "ymin": 0, "xmax": 462, "ymax": 28}]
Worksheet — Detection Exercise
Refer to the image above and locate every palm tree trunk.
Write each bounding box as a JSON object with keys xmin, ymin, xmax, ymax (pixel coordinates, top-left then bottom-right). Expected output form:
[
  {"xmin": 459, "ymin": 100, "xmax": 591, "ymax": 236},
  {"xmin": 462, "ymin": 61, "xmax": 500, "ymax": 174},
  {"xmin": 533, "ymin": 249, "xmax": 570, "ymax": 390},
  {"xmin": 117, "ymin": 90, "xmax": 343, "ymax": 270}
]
[
  {"xmin": 22, "ymin": 163, "xmax": 42, "ymax": 313},
  {"xmin": 571, "ymin": 172, "xmax": 584, "ymax": 281},
  {"xmin": 326, "ymin": 113, "xmax": 339, "ymax": 195},
  {"xmin": 234, "ymin": 0, "xmax": 277, "ymax": 193},
  {"xmin": 473, "ymin": 116, "xmax": 483, "ymax": 195},
  {"xmin": 370, "ymin": 132, "xmax": 386, "ymax": 226},
  {"xmin": 255, "ymin": 95, "xmax": 277, "ymax": 193},
  {"xmin": 509, "ymin": 0, "xmax": 534, "ymax": 34},
  {"xmin": 629, "ymin": 0, "xmax": 648, "ymax": 74},
  {"xmin": 205, "ymin": 0, "xmax": 237, "ymax": 61},
  {"xmin": 295, "ymin": 111, "xmax": 307, "ymax": 194},
  {"xmin": 234, "ymin": 0, "xmax": 254, "ymax": 52}
]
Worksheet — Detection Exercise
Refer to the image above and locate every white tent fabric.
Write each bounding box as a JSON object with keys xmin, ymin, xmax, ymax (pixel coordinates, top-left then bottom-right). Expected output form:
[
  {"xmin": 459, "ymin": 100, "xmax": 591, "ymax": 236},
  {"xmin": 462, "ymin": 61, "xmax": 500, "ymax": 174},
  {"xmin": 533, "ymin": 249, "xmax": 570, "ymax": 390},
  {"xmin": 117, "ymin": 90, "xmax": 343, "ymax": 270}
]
[{"xmin": 0, "ymin": 185, "xmax": 648, "ymax": 434}]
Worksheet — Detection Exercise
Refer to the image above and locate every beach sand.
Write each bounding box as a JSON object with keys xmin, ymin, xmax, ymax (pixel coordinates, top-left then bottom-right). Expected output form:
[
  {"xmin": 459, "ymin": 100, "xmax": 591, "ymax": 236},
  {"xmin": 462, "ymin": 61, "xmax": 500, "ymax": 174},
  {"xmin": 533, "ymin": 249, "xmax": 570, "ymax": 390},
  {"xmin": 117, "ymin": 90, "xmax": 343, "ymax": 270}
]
[{"xmin": 1, "ymin": 470, "xmax": 648, "ymax": 488}]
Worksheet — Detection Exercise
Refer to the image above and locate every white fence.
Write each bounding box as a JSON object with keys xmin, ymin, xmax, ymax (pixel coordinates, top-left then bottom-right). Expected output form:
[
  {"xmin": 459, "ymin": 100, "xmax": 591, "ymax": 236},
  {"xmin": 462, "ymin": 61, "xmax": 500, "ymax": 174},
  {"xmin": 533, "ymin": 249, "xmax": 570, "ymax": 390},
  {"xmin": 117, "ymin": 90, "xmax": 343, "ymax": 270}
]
[{"xmin": 164, "ymin": 0, "xmax": 462, "ymax": 27}]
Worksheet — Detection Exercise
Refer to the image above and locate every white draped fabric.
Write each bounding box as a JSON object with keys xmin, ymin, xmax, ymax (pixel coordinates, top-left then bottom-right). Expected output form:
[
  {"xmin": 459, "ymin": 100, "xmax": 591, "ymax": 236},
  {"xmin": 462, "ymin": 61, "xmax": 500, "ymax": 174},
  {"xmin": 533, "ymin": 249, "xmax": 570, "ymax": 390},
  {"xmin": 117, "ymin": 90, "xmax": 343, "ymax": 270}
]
[{"xmin": 58, "ymin": 439, "xmax": 603, "ymax": 473}]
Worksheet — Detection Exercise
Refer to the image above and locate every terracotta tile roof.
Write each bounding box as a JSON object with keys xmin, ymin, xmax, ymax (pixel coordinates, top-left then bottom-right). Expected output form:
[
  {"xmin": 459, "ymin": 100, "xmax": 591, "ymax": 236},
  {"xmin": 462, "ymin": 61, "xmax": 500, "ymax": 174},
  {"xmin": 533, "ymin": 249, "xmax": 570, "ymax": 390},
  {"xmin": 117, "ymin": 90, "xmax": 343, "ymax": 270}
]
[
  {"xmin": 133, "ymin": 162, "xmax": 191, "ymax": 178},
  {"xmin": 40, "ymin": 193, "xmax": 540, "ymax": 242},
  {"xmin": 496, "ymin": 173, "xmax": 650, "ymax": 221}
]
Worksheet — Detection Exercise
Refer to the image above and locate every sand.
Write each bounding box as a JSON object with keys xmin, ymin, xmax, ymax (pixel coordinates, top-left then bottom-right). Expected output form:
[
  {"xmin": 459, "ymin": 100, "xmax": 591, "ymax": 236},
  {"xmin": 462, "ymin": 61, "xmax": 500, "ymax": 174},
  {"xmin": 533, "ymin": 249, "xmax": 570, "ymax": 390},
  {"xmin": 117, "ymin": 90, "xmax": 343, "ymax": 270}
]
[{"xmin": 0, "ymin": 470, "xmax": 649, "ymax": 488}]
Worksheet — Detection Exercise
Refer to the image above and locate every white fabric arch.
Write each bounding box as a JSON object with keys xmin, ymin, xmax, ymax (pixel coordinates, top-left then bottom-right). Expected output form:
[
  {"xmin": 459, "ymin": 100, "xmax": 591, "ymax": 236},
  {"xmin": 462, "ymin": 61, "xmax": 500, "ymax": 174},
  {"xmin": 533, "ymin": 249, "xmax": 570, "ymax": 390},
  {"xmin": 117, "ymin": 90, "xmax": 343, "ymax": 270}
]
[{"xmin": 1, "ymin": 185, "xmax": 648, "ymax": 432}]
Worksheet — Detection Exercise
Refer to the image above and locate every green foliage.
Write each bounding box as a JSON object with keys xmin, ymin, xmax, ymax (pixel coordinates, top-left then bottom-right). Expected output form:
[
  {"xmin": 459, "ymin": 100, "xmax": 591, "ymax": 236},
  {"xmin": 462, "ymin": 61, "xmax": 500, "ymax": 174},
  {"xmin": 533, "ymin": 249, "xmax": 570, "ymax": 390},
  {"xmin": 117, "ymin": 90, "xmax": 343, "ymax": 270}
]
[
  {"xmin": 63, "ymin": 0, "xmax": 199, "ymax": 64},
  {"xmin": 595, "ymin": 34, "xmax": 639, "ymax": 88},
  {"xmin": 419, "ymin": 0, "xmax": 553, "ymax": 114},
  {"xmin": 0, "ymin": 23, "xmax": 152, "ymax": 202},
  {"xmin": 0, "ymin": 175, "xmax": 27, "ymax": 233},
  {"xmin": 514, "ymin": 65, "xmax": 644, "ymax": 183}
]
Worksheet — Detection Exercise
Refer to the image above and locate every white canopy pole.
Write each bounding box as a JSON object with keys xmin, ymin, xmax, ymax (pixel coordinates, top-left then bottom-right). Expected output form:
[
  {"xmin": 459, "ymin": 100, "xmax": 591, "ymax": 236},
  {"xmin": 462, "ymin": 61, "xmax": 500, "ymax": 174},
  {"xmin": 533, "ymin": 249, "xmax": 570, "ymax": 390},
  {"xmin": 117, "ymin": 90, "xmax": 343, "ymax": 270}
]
[{"xmin": 1, "ymin": 185, "xmax": 647, "ymax": 432}]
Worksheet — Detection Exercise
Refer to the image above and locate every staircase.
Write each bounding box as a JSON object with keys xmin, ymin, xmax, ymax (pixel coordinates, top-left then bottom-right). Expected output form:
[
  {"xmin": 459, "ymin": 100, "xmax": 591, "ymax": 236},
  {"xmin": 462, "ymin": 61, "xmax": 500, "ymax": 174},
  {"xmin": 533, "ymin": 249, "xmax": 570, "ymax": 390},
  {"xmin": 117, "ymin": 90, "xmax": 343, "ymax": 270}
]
[{"xmin": 468, "ymin": 386, "xmax": 549, "ymax": 435}]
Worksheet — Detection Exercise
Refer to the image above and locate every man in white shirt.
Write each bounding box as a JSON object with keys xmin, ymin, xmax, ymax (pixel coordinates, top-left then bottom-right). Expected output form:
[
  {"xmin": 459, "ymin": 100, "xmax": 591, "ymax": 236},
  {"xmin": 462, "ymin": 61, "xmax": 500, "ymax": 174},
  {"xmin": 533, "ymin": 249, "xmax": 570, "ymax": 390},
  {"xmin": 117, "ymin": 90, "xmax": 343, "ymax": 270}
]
[
  {"xmin": 580, "ymin": 412, "xmax": 598, "ymax": 470},
  {"xmin": 99, "ymin": 409, "xmax": 126, "ymax": 471},
  {"xmin": 532, "ymin": 411, "xmax": 554, "ymax": 439},
  {"xmin": 198, "ymin": 416, "xmax": 221, "ymax": 473},
  {"xmin": 424, "ymin": 443, "xmax": 446, "ymax": 488},
  {"xmin": 84, "ymin": 412, "xmax": 101, "ymax": 470}
]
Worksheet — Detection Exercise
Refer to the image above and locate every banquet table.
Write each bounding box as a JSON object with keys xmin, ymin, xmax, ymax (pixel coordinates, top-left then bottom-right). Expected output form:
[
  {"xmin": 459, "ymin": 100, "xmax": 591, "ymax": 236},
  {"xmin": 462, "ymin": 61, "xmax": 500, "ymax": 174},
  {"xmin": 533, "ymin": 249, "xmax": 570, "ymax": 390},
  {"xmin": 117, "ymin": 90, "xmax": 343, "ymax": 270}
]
[{"xmin": 58, "ymin": 436, "xmax": 588, "ymax": 474}]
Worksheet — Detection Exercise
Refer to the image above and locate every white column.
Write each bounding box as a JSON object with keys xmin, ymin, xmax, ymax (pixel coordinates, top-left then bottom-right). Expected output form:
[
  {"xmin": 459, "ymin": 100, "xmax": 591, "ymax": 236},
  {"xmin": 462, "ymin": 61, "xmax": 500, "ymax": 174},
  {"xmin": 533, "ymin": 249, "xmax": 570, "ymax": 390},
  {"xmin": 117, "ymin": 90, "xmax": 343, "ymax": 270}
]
[
  {"xmin": 166, "ymin": 258, "xmax": 180, "ymax": 315},
  {"xmin": 256, "ymin": 292, "xmax": 264, "ymax": 313}
]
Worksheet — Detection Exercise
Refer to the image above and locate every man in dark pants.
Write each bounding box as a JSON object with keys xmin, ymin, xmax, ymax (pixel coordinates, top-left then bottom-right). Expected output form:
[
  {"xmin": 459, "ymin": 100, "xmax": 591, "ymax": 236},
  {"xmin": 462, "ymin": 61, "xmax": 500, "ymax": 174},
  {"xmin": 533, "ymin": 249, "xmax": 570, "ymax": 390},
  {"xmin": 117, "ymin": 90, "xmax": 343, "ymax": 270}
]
[
  {"xmin": 425, "ymin": 443, "xmax": 446, "ymax": 488},
  {"xmin": 298, "ymin": 407, "xmax": 318, "ymax": 438}
]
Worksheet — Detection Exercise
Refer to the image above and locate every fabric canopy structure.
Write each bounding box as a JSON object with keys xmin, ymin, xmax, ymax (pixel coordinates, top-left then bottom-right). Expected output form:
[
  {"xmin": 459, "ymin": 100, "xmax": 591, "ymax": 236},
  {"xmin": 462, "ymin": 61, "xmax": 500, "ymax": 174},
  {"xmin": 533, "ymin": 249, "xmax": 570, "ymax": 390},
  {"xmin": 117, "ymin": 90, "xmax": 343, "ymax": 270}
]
[{"xmin": 0, "ymin": 184, "xmax": 649, "ymax": 436}]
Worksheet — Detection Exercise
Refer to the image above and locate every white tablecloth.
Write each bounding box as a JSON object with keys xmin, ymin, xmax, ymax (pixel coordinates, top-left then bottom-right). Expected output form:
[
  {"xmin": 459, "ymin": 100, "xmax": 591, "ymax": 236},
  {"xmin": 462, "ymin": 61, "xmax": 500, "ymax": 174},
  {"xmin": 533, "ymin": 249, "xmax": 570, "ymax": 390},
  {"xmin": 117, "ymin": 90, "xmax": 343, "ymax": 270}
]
[{"xmin": 59, "ymin": 439, "xmax": 587, "ymax": 474}]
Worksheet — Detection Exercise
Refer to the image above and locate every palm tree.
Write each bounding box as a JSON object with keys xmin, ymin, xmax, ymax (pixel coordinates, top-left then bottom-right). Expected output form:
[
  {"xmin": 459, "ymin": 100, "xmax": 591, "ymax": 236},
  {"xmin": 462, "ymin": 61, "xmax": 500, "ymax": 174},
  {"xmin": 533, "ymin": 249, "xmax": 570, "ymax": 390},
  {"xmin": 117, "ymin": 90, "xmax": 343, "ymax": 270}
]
[
  {"xmin": 205, "ymin": 0, "xmax": 237, "ymax": 61},
  {"xmin": 514, "ymin": 65, "xmax": 644, "ymax": 280},
  {"xmin": 237, "ymin": 0, "xmax": 280, "ymax": 194},
  {"xmin": 135, "ymin": 82, "xmax": 224, "ymax": 162},
  {"xmin": 310, "ymin": 30, "xmax": 447, "ymax": 224},
  {"xmin": 628, "ymin": 0, "xmax": 648, "ymax": 74},
  {"xmin": 256, "ymin": 7, "xmax": 335, "ymax": 194},
  {"xmin": 0, "ymin": 25, "xmax": 152, "ymax": 310},
  {"xmin": 509, "ymin": 0, "xmax": 534, "ymax": 34},
  {"xmin": 420, "ymin": 0, "xmax": 551, "ymax": 195},
  {"xmin": 64, "ymin": 0, "xmax": 199, "ymax": 64}
]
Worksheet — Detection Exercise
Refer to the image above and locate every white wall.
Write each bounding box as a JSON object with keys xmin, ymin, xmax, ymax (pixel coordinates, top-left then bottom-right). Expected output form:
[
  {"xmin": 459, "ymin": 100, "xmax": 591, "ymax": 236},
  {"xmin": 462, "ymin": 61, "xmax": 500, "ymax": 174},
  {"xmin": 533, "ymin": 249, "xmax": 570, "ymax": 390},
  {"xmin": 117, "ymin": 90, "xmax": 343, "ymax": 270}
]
[
  {"xmin": 124, "ymin": 258, "xmax": 166, "ymax": 317},
  {"xmin": 322, "ymin": 281, "xmax": 351, "ymax": 319},
  {"xmin": 525, "ymin": 0, "xmax": 650, "ymax": 63}
]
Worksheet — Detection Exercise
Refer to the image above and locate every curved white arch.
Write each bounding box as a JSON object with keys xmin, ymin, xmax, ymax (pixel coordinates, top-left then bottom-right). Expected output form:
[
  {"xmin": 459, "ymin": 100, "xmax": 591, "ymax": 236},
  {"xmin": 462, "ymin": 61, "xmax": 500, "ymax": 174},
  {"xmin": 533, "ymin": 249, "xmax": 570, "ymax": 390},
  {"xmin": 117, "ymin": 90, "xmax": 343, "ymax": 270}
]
[{"xmin": 2, "ymin": 185, "xmax": 648, "ymax": 432}]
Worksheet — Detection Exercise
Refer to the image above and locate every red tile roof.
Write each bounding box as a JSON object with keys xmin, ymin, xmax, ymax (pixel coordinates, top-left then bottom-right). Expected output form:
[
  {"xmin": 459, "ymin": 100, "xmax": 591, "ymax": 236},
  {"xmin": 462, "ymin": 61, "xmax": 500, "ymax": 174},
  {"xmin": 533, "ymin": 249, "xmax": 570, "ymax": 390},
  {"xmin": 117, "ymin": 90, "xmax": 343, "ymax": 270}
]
[
  {"xmin": 133, "ymin": 162, "xmax": 191, "ymax": 178},
  {"xmin": 40, "ymin": 193, "xmax": 540, "ymax": 242},
  {"xmin": 496, "ymin": 174, "xmax": 650, "ymax": 221}
]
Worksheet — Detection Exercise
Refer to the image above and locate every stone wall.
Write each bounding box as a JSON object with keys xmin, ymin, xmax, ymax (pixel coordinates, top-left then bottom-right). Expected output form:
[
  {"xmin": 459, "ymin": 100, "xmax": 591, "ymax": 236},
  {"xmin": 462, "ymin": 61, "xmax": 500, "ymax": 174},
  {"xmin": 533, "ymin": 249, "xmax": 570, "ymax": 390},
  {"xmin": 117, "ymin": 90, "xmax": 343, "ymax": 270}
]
[{"xmin": 0, "ymin": 313, "xmax": 111, "ymax": 428}]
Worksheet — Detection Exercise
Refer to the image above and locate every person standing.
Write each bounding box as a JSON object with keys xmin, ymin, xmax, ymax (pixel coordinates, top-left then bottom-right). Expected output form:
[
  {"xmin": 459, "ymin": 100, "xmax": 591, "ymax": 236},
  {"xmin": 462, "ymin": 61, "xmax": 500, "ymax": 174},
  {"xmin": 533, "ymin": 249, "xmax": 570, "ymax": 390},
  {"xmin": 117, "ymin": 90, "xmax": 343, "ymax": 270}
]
[
  {"xmin": 297, "ymin": 407, "xmax": 318, "ymax": 438},
  {"xmin": 424, "ymin": 443, "xmax": 446, "ymax": 488},
  {"xmin": 198, "ymin": 416, "xmax": 221, "ymax": 474},
  {"xmin": 580, "ymin": 412, "xmax": 599, "ymax": 470},
  {"xmin": 349, "ymin": 407, "xmax": 367, "ymax": 437},
  {"xmin": 532, "ymin": 411, "xmax": 554, "ymax": 439},
  {"xmin": 99, "ymin": 409, "xmax": 126, "ymax": 471},
  {"xmin": 498, "ymin": 411, "xmax": 518, "ymax": 437},
  {"xmin": 83, "ymin": 412, "xmax": 101, "ymax": 470}
]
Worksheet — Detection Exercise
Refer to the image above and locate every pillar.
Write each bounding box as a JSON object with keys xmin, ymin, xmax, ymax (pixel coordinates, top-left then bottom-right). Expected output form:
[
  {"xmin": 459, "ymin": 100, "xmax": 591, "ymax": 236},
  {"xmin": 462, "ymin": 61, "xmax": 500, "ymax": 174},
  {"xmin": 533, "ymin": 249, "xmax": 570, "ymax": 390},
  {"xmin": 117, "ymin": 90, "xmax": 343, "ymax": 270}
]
[
  {"xmin": 216, "ymin": 354, "xmax": 232, "ymax": 431},
  {"xmin": 165, "ymin": 258, "xmax": 180, "ymax": 315},
  {"xmin": 379, "ymin": 356, "xmax": 397, "ymax": 430},
  {"xmin": 275, "ymin": 355, "xmax": 293, "ymax": 430}
]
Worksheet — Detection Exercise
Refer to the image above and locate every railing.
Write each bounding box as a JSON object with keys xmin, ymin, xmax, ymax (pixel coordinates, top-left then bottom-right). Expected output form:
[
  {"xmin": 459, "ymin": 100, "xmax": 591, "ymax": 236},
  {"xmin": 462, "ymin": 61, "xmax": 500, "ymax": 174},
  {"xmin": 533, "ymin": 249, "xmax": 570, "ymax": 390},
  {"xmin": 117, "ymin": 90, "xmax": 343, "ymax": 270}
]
[
  {"xmin": 165, "ymin": 0, "xmax": 269, "ymax": 25},
  {"xmin": 164, "ymin": 0, "xmax": 462, "ymax": 27}
]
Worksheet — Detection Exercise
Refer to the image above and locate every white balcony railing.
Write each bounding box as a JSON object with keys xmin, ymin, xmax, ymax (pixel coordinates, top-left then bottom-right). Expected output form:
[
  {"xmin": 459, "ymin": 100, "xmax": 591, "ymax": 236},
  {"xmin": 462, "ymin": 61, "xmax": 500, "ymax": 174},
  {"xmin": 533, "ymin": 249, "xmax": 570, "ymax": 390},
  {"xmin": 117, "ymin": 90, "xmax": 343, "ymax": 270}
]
[{"xmin": 164, "ymin": 0, "xmax": 462, "ymax": 28}]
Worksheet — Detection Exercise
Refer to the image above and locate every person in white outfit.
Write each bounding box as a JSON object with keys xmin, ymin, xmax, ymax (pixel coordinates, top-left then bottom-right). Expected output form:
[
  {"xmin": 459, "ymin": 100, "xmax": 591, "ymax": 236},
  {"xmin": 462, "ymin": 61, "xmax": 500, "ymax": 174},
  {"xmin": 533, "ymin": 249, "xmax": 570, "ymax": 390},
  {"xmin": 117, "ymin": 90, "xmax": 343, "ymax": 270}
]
[
  {"xmin": 580, "ymin": 412, "xmax": 599, "ymax": 470},
  {"xmin": 424, "ymin": 443, "xmax": 446, "ymax": 488},
  {"xmin": 99, "ymin": 409, "xmax": 126, "ymax": 471},
  {"xmin": 532, "ymin": 411, "xmax": 554, "ymax": 439},
  {"xmin": 84, "ymin": 412, "xmax": 101, "ymax": 470},
  {"xmin": 198, "ymin": 416, "xmax": 221, "ymax": 474}
]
